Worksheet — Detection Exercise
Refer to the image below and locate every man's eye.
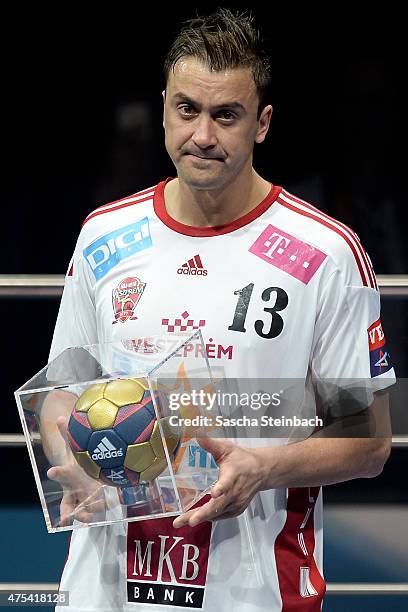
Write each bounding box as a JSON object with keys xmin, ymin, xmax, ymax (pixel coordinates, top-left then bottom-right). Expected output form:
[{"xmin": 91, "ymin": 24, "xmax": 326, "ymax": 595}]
[
  {"xmin": 178, "ymin": 105, "xmax": 196, "ymax": 117},
  {"xmin": 217, "ymin": 110, "xmax": 235, "ymax": 121}
]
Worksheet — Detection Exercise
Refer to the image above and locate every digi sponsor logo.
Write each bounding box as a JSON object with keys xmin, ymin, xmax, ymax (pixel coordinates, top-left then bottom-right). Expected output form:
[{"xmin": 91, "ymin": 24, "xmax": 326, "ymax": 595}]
[
  {"xmin": 177, "ymin": 255, "xmax": 208, "ymax": 276},
  {"xmin": 249, "ymin": 224, "xmax": 327, "ymax": 284},
  {"xmin": 127, "ymin": 499, "xmax": 212, "ymax": 608},
  {"xmin": 368, "ymin": 319, "xmax": 392, "ymax": 377},
  {"xmin": 83, "ymin": 217, "xmax": 152, "ymax": 280},
  {"xmin": 112, "ymin": 276, "xmax": 146, "ymax": 324}
]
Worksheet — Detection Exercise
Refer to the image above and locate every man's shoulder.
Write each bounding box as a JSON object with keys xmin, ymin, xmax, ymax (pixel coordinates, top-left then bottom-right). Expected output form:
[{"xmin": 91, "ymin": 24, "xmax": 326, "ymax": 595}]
[
  {"xmin": 81, "ymin": 183, "xmax": 159, "ymax": 233},
  {"xmin": 276, "ymin": 188, "xmax": 377, "ymax": 289},
  {"xmin": 69, "ymin": 183, "xmax": 160, "ymax": 283}
]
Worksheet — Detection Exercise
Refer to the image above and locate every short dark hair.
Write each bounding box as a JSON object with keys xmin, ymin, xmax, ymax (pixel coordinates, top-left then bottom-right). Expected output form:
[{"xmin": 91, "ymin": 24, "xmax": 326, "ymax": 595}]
[{"xmin": 164, "ymin": 8, "xmax": 271, "ymax": 117}]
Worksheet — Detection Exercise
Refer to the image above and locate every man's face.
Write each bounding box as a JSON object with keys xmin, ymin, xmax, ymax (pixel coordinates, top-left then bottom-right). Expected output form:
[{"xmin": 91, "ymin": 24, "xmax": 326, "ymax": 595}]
[{"xmin": 163, "ymin": 57, "xmax": 271, "ymax": 191}]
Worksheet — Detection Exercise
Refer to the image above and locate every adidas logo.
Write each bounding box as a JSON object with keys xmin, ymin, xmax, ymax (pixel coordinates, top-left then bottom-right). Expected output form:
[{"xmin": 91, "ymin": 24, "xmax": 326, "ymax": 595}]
[
  {"xmin": 177, "ymin": 254, "xmax": 208, "ymax": 276},
  {"xmin": 91, "ymin": 436, "xmax": 124, "ymax": 460}
]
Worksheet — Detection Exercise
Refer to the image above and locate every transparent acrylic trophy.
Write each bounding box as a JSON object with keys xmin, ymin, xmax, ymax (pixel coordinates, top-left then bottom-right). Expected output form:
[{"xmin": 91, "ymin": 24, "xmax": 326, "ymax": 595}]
[{"xmin": 14, "ymin": 331, "xmax": 222, "ymax": 533}]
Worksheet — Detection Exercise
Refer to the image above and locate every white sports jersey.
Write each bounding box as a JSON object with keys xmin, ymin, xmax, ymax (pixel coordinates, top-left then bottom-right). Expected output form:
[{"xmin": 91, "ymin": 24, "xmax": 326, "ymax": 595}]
[{"xmin": 50, "ymin": 178, "xmax": 395, "ymax": 612}]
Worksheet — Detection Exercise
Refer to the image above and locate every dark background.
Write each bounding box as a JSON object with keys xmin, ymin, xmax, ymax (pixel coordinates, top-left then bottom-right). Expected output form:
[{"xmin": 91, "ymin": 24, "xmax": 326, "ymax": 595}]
[
  {"xmin": 4, "ymin": 4, "xmax": 407, "ymax": 275},
  {"xmin": 3, "ymin": 4, "xmax": 407, "ymax": 506}
]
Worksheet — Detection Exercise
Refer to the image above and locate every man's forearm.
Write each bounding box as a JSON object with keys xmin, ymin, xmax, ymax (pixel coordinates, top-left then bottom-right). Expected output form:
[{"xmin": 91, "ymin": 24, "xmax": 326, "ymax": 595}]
[
  {"xmin": 256, "ymin": 435, "xmax": 391, "ymax": 490},
  {"xmin": 173, "ymin": 391, "xmax": 393, "ymax": 527},
  {"xmin": 256, "ymin": 389, "xmax": 392, "ymax": 489}
]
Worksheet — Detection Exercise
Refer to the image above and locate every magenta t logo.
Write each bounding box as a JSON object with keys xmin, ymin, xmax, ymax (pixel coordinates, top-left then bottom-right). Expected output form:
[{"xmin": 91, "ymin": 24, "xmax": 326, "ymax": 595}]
[{"xmin": 249, "ymin": 225, "xmax": 327, "ymax": 284}]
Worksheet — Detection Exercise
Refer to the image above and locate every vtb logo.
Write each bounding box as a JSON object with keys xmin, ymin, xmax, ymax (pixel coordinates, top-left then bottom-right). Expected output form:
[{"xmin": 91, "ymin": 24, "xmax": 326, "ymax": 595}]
[
  {"xmin": 368, "ymin": 320, "xmax": 385, "ymax": 349},
  {"xmin": 83, "ymin": 218, "xmax": 152, "ymax": 280},
  {"xmin": 367, "ymin": 318, "xmax": 392, "ymax": 377}
]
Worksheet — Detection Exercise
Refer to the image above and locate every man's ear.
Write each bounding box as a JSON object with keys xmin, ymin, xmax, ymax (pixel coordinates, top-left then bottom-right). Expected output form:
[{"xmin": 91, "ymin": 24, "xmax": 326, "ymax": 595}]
[
  {"xmin": 255, "ymin": 104, "xmax": 273, "ymax": 144},
  {"xmin": 162, "ymin": 89, "xmax": 166, "ymax": 129}
]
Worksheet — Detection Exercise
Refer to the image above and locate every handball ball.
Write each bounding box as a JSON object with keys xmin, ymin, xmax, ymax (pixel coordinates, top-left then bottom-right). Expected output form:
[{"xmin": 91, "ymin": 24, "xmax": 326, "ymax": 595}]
[{"xmin": 66, "ymin": 378, "xmax": 180, "ymax": 487}]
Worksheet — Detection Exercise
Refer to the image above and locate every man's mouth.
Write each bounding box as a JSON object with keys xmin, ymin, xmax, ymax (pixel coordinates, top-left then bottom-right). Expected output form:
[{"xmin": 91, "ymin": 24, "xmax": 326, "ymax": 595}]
[{"xmin": 185, "ymin": 153, "xmax": 223, "ymax": 161}]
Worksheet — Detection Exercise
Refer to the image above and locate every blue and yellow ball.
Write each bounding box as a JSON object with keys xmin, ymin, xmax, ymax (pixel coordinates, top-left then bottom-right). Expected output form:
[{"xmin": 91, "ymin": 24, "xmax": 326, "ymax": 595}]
[{"xmin": 67, "ymin": 378, "xmax": 180, "ymax": 487}]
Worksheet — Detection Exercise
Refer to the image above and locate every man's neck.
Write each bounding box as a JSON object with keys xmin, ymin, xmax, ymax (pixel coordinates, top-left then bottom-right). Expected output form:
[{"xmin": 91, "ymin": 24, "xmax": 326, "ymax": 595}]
[{"xmin": 163, "ymin": 168, "xmax": 271, "ymax": 227}]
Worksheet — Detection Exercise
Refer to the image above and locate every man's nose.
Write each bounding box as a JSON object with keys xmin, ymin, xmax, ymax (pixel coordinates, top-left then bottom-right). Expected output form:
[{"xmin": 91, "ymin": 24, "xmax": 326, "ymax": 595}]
[{"xmin": 192, "ymin": 115, "xmax": 218, "ymax": 149}]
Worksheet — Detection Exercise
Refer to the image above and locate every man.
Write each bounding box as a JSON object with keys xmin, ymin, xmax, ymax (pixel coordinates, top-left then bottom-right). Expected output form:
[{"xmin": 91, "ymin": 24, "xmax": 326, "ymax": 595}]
[{"xmin": 44, "ymin": 8, "xmax": 395, "ymax": 611}]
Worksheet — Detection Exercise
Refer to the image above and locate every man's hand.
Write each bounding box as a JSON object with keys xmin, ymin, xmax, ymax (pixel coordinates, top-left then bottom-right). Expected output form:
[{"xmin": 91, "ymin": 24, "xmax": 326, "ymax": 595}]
[
  {"xmin": 173, "ymin": 390, "xmax": 392, "ymax": 529},
  {"xmin": 47, "ymin": 417, "xmax": 106, "ymax": 526},
  {"xmin": 173, "ymin": 437, "xmax": 264, "ymax": 528}
]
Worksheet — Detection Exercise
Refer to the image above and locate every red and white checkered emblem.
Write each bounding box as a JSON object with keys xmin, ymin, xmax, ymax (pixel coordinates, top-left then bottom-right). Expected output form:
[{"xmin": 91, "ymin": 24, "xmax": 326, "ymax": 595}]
[{"xmin": 162, "ymin": 311, "xmax": 206, "ymax": 333}]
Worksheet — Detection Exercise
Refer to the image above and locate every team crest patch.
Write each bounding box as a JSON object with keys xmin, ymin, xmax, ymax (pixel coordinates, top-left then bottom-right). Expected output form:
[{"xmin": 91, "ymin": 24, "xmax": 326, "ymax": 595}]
[
  {"xmin": 367, "ymin": 318, "xmax": 392, "ymax": 377},
  {"xmin": 249, "ymin": 224, "xmax": 327, "ymax": 284},
  {"xmin": 112, "ymin": 277, "xmax": 146, "ymax": 324}
]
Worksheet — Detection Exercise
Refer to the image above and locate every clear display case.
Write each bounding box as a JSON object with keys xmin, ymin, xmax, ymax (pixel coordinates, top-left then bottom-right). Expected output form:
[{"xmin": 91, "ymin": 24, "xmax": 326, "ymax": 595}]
[{"xmin": 14, "ymin": 331, "xmax": 220, "ymax": 533}]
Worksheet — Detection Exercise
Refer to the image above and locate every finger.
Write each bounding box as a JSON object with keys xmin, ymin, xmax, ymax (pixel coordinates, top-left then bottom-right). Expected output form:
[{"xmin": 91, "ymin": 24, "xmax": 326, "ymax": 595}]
[
  {"xmin": 210, "ymin": 470, "xmax": 236, "ymax": 499},
  {"xmin": 74, "ymin": 509, "xmax": 95, "ymax": 523},
  {"xmin": 58, "ymin": 497, "xmax": 76, "ymax": 527},
  {"xmin": 75, "ymin": 490, "xmax": 106, "ymax": 515},
  {"xmin": 189, "ymin": 499, "xmax": 246, "ymax": 524},
  {"xmin": 210, "ymin": 509, "xmax": 241, "ymax": 521},
  {"xmin": 47, "ymin": 465, "xmax": 82, "ymax": 490},
  {"xmin": 173, "ymin": 509, "xmax": 196, "ymax": 528},
  {"xmin": 47, "ymin": 465, "xmax": 72, "ymax": 486},
  {"xmin": 61, "ymin": 495, "xmax": 105, "ymax": 525},
  {"xmin": 75, "ymin": 498, "xmax": 105, "ymax": 514},
  {"xmin": 173, "ymin": 497, "xmax": 229, "ymax": 528},
  {"xmin": 188, "ymin": 503, "xmax": 227, "ymax": 526},
  {"xmin": 58, "ymin": 513, "xmax": 72, "ymax": 528},
  {"xmin": 73, "ymin": 504, "xmax": 104, "ymax": 523},
  {"xmin": 196, "ymin": 436, "xmax": 231, "ymax": 463},
  {"xmin": 61, "ymin": 507, "xmax": 93, "ymax": 525}
]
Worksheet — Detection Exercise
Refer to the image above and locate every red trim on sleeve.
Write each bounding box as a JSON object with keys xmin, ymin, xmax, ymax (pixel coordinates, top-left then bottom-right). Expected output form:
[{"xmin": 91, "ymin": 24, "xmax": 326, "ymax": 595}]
[
  {"xmin": 281, "ymin": 190, "xmax": 377, "ymax": 290},
  {"xmin": 153, "ymin": 178, "xmax": 282, "ymax": 237},
  {"xmin": 82, "ymin": 193, "xmax": 154, "ymax": 227},
  {"xmin": 278, "ymin": 196, "xmax": 370, "ymax": 287}
]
